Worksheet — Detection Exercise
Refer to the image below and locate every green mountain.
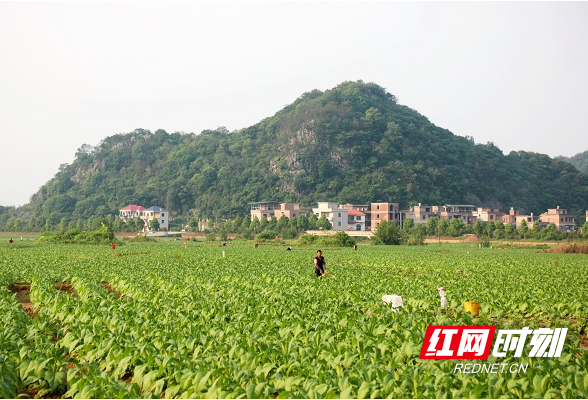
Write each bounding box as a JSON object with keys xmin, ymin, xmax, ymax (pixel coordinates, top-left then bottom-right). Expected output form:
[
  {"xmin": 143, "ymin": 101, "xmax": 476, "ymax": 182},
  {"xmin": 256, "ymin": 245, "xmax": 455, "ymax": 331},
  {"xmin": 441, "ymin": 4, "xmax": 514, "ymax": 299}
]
[
  {"xmin": 3, "ymin": 80, "xmax": 588, "ymax": 230},
  {"xmin": 557, "ymin": 151, "xmax": 588, "ymax": 174}
]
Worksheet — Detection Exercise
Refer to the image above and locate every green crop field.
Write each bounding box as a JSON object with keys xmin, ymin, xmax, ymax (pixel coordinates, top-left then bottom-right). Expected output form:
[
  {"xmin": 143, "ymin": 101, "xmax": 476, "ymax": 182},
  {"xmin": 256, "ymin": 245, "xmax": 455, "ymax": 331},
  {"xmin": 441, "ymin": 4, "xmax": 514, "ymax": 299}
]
[{"xmin": 1, "ymin": 241, "xmax": 587, "ymax": 398}]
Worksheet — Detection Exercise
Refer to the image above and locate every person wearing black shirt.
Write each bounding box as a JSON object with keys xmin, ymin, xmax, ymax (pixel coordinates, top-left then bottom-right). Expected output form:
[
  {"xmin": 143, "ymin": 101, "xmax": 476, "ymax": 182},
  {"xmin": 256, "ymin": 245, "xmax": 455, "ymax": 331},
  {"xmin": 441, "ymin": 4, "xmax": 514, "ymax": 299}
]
[{"xmin": 314, "ymin": 249, "xmax": 326, "ymax": 277}]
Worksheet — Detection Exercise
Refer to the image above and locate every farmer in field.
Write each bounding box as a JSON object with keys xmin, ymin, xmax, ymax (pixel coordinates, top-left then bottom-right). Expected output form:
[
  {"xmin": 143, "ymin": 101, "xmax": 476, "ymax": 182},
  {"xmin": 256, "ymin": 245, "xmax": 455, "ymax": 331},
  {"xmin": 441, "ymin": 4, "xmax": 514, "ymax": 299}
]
[
  {"xmin": 9, "ymin": 238, "xmax": 14, "ymax": 244},
  {"xmin": 314, "ymin": 249, "xmax": 326, "ymax": 278}
]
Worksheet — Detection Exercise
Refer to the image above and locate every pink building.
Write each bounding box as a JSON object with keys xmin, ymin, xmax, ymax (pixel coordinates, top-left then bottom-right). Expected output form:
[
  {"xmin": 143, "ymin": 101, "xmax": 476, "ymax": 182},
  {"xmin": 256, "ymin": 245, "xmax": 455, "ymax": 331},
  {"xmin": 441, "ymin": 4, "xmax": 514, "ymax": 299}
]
[{"xmin": 539, "ymin": 206, "xmax": 575, "ymax": 232}]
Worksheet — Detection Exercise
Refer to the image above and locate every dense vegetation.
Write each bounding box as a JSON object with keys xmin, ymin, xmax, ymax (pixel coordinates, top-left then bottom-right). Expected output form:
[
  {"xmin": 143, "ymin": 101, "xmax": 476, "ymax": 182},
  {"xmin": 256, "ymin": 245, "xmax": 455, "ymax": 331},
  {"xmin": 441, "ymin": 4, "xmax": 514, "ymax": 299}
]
[
  {"xmin": 557, "ymin": 150, "xmax": 588, "ymax": 174},
  {"xmin": 2, "ymin": 80, "xmax": 588, "ymax": 231},
  {"xmin": 1, "ymin": 242, "xmax": 586, "ymax": 398}
]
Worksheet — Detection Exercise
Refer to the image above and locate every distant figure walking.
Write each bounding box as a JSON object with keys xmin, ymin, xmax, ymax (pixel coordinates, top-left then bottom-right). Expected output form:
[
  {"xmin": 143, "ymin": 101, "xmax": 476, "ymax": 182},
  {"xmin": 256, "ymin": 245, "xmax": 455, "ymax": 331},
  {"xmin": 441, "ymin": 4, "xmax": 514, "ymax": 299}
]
[{"xmin": 111, "ymin": 243, "xmax": 116, "ymax": 250}]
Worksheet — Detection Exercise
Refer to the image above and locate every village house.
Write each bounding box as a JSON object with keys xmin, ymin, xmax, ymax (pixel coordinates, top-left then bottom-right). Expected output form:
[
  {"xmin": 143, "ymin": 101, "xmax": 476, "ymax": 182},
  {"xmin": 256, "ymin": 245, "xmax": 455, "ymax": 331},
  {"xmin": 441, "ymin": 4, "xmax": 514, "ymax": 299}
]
[
  {"xmin": 340, "ymin": 204, "xmax": 371, "ymax": 229},
  {"xmin": 249, "ymin": 202, "xmax": 308, "ymax": 221},
  {"xmin": 501, "ymin": 207, "xmax": 536, "ymax": 228},
  {"xmin": 248, "ymin": 201, "xmax": 580, "ymax": 232},
  {"xmin": 437, "ymin": 204, "xmax": 477, "ymax": 225},
  {"xmin": 405, "ymin": 203, "xmax": 437, "ymax": 224},
  {"xmin": 474, "ymin": 207, "xmax": 505, "ymax": 223},
  {"xmin": 119, "ymin": 204, "xmax": 145, "ymax": 220},
  {"xmin": 370, "ymin": 202, "xmax": 404, "ymax": 229},
  {"xmin": 539, "ymin": 206, "xmax": 575, "ymax": 232},
  {"xmin": 312, "ymin": 202, "xmax": 348, "ymax": 231},
  {"xmin": 119, "ymin": 204, "xmax": 169, "ymax": 231},
  {"xmin": 346, "ymin": 210, "xmax": 367, "ymax": 231}
]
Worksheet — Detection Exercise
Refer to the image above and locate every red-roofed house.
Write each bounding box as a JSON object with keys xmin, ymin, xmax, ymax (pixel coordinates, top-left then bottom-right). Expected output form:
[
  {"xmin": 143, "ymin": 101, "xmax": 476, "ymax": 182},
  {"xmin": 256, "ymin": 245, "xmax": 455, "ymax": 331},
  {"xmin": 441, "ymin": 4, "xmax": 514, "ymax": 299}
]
[
  {"xmin": 119, "ymin": 205, "xmax": 146, "ymax": 220},
  {"xmin": 347, "ymin": 209, "xmax": 366, "ymax": 231}
]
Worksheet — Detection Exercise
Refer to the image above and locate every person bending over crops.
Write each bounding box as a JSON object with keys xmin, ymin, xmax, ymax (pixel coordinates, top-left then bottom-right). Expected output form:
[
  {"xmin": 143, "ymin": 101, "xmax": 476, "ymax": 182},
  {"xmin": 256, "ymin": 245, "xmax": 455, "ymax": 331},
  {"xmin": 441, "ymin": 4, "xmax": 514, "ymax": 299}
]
[{"xmin": 314, "ymin": 250, "xmax": 326, "ymax": 278}]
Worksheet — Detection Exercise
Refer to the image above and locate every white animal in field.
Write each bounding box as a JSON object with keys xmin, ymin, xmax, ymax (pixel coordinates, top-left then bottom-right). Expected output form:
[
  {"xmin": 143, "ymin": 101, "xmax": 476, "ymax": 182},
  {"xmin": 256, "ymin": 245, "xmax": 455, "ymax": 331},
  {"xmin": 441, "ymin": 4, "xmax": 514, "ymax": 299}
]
[{"xmin": 382, "ymin": 294, "xmax": 404, "ymax": 309}]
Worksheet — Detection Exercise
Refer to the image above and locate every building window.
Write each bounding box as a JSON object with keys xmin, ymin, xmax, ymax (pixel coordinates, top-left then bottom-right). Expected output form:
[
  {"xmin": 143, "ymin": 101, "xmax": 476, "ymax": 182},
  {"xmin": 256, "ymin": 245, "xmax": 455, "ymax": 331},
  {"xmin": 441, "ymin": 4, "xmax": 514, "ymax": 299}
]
[
  {"xmin": 490, "ymin": 215, "xmax": 494, "ymax": 220},
  {"xmin": 377, "ymin": 214, "xmax": 380, "ymax": 219},
  {"xmin": 377, "ymin": 205, "xmax": 380, "ymax": 210},
  {"xmin": 422, "ymin": 215, "xmax": 426, "ymax": 220},
  {"xmin": 338, "ymin": 222, "xmax": 341, "ymax": 226},
  {"xmin": 161, "ymin": 220, "xmax": 165, "ymax": 224},
  {"xmin": 338, "ymin": 213, "xmax": 341, "ymax": 217},
  {"xmin": 356, "ymin": 224, "xmax": 361, "ymax": 230}
]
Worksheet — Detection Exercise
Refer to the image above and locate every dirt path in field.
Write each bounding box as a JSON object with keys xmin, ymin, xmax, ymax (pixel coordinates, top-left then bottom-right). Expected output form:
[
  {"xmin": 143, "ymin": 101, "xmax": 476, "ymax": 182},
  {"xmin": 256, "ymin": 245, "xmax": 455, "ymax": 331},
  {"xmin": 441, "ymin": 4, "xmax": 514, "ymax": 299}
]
[{"xmin": 9, "ymin": 283, "xmax": 36, "ymax": 317}]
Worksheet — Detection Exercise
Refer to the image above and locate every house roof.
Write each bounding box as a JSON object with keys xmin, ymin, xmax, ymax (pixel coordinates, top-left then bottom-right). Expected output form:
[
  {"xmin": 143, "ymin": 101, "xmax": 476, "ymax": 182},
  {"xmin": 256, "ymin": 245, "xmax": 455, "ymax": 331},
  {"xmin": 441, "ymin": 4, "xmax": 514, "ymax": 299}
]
[
  {"xmin": 120, "ymin": 205, "xmax": 146, "ymax": 211},
  {"xmin": 348, "ymin": 210, "xmax": 366, "ymax": 216},
  {"xmin": 146, "ymin": 206, "xmax": 166, "ymax": 212}
]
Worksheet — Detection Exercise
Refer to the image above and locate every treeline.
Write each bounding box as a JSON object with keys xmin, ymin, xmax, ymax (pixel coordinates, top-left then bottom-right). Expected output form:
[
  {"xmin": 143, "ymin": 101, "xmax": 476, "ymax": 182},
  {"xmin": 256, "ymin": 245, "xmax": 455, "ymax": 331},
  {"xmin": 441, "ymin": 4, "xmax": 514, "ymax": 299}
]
[
  {"xmin": 557, "ymin": 150, "xmax": 588, "ymax": 174},
  {"xmin": 373, "ymin": 218, "xmax": 588, "ymax": 246},
  {"xmin": 397, "ymin": 217, "xmax": 588, "ymax": 242}
]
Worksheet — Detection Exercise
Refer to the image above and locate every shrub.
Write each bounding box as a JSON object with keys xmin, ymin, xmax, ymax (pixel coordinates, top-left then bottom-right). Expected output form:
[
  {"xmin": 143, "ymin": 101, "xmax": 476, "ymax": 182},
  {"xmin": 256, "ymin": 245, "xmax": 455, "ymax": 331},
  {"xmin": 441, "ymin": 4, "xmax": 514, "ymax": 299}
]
[
  {"xmin": 328, "ymin": 231, "xmax": 356, "ymax": 247},
  {"xmin": 549, "ymin": 243, "xmax": 588, "ymax": 254},
  {"xmin": 257, "ymin": 230, "xmax": 278, "ymax": 240}
]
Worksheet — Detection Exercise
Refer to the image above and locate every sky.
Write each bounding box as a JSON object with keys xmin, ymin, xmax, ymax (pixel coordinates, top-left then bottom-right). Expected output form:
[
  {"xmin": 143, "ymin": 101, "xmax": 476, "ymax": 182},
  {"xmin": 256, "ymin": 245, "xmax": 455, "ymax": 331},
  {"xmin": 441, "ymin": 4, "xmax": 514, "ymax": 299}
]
[{"xmin": 1, "ymin": 2, "xmax": 588, "ymax": 207}]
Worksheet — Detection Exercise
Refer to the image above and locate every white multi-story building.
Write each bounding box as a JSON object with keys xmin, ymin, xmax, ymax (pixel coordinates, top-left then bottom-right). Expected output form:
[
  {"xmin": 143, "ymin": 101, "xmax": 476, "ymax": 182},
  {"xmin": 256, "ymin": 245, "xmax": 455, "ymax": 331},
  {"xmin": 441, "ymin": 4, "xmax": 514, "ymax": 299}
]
[
  {"xmin": 144, "ymin": 206, "xmax": 169, "ymax": 231},
  {"xmin": 312, "ymin": 202, "xmax": 348, "ymax": 231}
]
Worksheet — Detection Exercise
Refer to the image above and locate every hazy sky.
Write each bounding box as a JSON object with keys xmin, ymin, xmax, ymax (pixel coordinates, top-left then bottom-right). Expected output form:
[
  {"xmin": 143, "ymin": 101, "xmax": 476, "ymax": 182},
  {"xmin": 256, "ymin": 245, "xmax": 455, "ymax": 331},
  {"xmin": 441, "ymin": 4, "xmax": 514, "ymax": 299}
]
[{"xmin": 1, "ymin": 2, "xmax": 588, "ymax": 206}]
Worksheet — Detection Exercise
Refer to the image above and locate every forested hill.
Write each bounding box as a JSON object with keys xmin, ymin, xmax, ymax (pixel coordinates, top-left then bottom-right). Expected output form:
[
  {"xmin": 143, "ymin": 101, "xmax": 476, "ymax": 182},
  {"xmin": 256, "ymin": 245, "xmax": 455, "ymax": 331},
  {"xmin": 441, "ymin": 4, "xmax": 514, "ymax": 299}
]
[
  {"xmin": 557, "ymin": 151, "xmax": 588, "ymax": 174},
  {"xmin": 6, "ymin": 80, "xmax": 588, "ymax": 229}
]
